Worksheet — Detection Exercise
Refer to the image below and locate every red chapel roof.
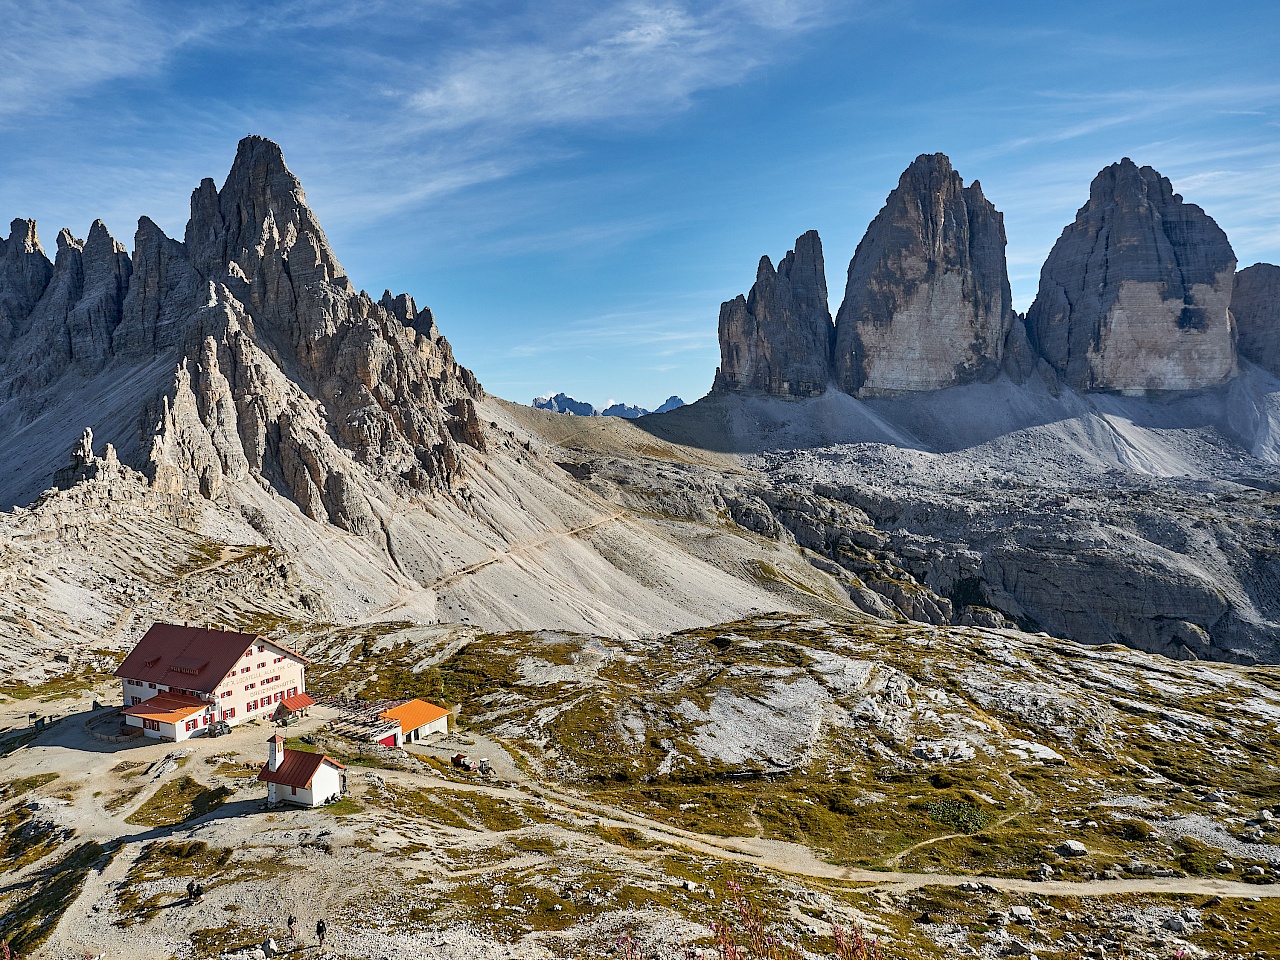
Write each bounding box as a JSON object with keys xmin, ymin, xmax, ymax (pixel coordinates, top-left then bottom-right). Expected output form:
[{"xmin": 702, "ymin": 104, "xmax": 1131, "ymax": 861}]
[{"xmin": 258, "ymin": 749, "xmax": 344, "ymax": 789}]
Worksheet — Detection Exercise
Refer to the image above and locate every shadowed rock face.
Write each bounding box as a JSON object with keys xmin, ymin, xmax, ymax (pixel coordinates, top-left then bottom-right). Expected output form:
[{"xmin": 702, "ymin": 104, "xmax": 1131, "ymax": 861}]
[
  {"xmin": 1233, "ymin": 263, "xmax": 1280, "ymax": 375},
  {"xmin": 833, "ymin": 153, "xmax": 1014, "ymax": 395},
  {"xmin": 714, "ymin": 229, "xmax": 832, "ymax": 398},
  {"xmin": 0, "ymin": 219, "xmax": 54, "ymax": 342},
  {"xmin": 113, "ymin": 216, "xmax": 206, "ymax": 359},
  {"xmin": 0, "ymin": 136, "xmax": 485, "ymax": 531},
  {"xmin": 8, "ymin": 221, "xmax": 133, "ymax": 392},
  {"xmin": 1027, "ymin": 159, "xmax": 1237, "ymax": 393}
]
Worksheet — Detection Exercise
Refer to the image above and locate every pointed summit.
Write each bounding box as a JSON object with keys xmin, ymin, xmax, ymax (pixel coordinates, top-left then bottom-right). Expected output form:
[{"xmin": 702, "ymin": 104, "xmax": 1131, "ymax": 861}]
[
  {"xmin": 0, "ymin": 218, "xmax": 54, "ymax": 340},
  {"xmin": 714, "ymin": 229, "xmax": 833, "ymax": 397},
  {"xmin": 832, "ymin": 153, "xmax": 1014, "ymax": 395},
  {"xmin": 1026, "ymin": 159, "xmax": 1236, "ymax": 392},
  {"xmin": 7, "ymin": 217, "xmax": 47, "ymax": 255},
  {"xmin": 185, "ymin": 134, "xmax": 346, "ymax": 292},
  {"xmin": 113, "ymin": 216, "xmax": 205, "ymax": 358}
]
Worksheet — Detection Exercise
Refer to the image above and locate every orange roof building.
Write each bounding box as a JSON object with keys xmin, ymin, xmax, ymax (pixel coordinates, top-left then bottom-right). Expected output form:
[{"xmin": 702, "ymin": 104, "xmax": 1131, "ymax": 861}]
[
  {"xmin": 376, "ymin": 698, "xmax": 450, "ymax": 747},
  {"xmin": 122, "ymin": 691, "xmax": 208, "ymax": 724},
  {"xmin": 280, "ymin": 693, "xmax": 315, "ymax": 712}
]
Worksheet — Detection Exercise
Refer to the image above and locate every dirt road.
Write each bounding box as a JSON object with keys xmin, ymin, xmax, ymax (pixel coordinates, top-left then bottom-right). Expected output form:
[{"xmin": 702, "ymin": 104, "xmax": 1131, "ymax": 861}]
[{"xmin": 371, "ymin": 765, "xmax": 1280, "ymax": 900}]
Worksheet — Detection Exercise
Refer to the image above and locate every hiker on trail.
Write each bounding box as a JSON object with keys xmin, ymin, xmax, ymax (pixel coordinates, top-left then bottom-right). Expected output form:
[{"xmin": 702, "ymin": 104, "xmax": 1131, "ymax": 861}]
[
  {"xmin": 287, "ymin": 914, "xmax": 297, "ymax": 941},
  {"xmin": 186, "ymin": 880, "xmax": 196, "ymax": 902},
  {"xmin": 193, "ymin": 883, "xmax": 205, "ymax": 902},
  {"xmin": 316, "ymin": 919, "xmax": 327, "ymax": 950}
]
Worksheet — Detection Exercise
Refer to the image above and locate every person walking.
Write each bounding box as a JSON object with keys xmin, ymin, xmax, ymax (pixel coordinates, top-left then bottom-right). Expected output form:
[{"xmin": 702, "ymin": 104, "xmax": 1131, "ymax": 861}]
[
  {"xmin": 193, "ymin": 883, "xmax": 204, "ymax": 902},
  {"xmin": 186, "ymin": 880, "xmax": 196, "ymax": 902},
  {"xmin": 316, "ymin": 919, "xmax": 327, "ymax": 951},
  {"xmin": 287, "ymin": 914, "xmax": 298, "ymax": 942}
]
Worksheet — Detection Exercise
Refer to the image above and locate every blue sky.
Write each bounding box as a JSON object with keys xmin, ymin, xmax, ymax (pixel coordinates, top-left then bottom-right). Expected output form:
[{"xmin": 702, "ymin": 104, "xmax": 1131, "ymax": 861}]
[{"xmin": 3, "ymin": 1, "xmax": 1279, "ymax": 409}]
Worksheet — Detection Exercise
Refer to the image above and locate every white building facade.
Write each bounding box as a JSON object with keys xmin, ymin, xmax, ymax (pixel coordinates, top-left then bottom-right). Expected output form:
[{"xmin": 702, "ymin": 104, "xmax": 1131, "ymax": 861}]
[
  {"xmin": 116, "ymin": 624, "xmax": 309, "ymax": 741},
  {"xmin": 258, "ymin": 735, "xmax": 345, "ymax": 807}
]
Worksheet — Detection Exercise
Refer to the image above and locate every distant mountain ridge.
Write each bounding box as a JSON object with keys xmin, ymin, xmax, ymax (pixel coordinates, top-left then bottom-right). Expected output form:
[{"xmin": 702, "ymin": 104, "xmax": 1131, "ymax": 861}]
[{"xmin": 532, "ymin": 393, "xmax": 685, "ymax": 418}]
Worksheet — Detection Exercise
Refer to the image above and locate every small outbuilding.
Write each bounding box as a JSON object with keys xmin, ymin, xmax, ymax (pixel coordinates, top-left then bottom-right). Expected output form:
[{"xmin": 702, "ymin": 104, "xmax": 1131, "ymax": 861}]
[
  {"xmin": 121, "ymin": 691, "xmax": 210, "ymax": 741},
  {"xmin": 258, "ymin": 735, "xmax": 345, "ymax": 808},
  {"xmin": 377, "ymin": 699, "xmax": 450, "ymax": 747},
  {"xmin": 273, "ymin": 692, "xmax": 316, "ymax": 726}
]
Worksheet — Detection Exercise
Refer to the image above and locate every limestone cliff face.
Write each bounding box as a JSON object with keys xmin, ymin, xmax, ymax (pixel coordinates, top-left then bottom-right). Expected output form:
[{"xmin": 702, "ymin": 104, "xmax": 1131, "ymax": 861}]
[
  {"xmin": 1027, "ymin": 159, "xmax": 1237, "ymax": 393},
  {"xmin": 7, "ymin": 221, "xmax": 133, "ymax": 392},
  {"xmin": 114, "ymin": 216, "xmax": 206, "ymax": 359},
  {"xmin": 148, "ymin": 137, "xmax": 484, "ymax": 520},
  {"xmin": 0, "ymin": 136, "xmax": 485, "ymax": 531},
  {"xmin": 714, "ymin": 230, "xmax": 832, "ymax": 397},
  {"xmin": 0, "ymin": 219, "xmax": 54, "ymax": 342},
  {"xmin": 833, "ymin": 154, "xmax": 1014, "ymax": 395},
  {"xmin": 1233, "ymin": 263, "xmax": 1280, "ymax": 376}
]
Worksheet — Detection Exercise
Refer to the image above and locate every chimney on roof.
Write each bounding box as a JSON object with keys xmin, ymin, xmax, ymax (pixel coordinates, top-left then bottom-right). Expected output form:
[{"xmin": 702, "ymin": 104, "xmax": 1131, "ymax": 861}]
[{"xmin": 267, "ymin": 734, "xmax": 285, "ymax": 772}]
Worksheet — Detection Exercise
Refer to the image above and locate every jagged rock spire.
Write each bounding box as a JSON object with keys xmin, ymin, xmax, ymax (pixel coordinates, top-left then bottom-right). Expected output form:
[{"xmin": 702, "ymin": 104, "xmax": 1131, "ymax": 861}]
[
  {"xmin": 7, "ymin": 220, "xmax": 132, "ymax": 391},
  {"xmin": 1026, "ymin": 158, "xmax": 1236, "ymax": 392},
  {"xmin": 0, "ymin": 218, "xmax": 54, "ymax": 341},
  {"xmin": 185, "ymin": 135, "xmax": 346, "ymax": 292},
  {"xmin": 380, "ymin": 289, "xmax": 437, "ymax": 339},
  {"xmin": 147, "ymin": 135, "xmax": 487, "ymax": 523},
  {"xmin": 714, "ymin": 229, "xmax": 833, "ymax": 397},
  {"xmin": 113, "ymin": 216, "xmax": 206, "ymax": 359},
  {"xmin": 833, "ymin": 153, "xmax": 1015, "ymax": 395}
]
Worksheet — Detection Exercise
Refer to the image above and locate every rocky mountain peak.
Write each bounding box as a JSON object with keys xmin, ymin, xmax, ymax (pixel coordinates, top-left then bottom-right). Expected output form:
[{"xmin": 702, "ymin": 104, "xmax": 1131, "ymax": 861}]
[
  {"xmin": 5, "ymin": 217, "xmax": 43, "ymax": 252},
  {"xmin": 113, "ymin": 216, "xmax": 206, "ymax": 359},
  {"xmin": 151, "ymin": 137, "xmax": 486, "ymax": 521},
  {"xmin": 1027, "ymin": 159, "xmax": 1236, "ymax": 392},
  {"xmin": 901, "ymin": 151, "xmax": 963, "ymax": 209},
  {"xmin": 379, "ymin": 290, "xmax": 417, "ymax": 326},
  {"xmin": 85, "ymin": 218, "xmax": 128, "ymax": 256},
  {"xmin": 0, "ymin": 135, "xmax": 486, "ymax": 532},
  {"xmin": 380, "ymin": 289, "xmax": 437, "ymax": 339},
  {"xmin": 778, "ymin": 229, "xmax": 828, "ymax": 320},
  {"xmin": 833, "ymin": 152, "xmax": 1014, "ymax": 395},
  {"xmin": 54, "ymin": 227, "xmax": 82, "ymax": 254},
  {"xmin": 185, "ymin": 134, "xmax": 346, "ymax": 294},
  {"xmin": 714, "ymin": 228, "xmax": 833, "ymax": 397},
  {"xmin": 532, "ymin": 393, "xmax": 685, "ymax": 418},
  {"xmin": 0, "ymin": 217, "xmax": 54, "ymax": 341},
  {"xmin": 4, "ymin": 218, "xmax": 133, "ymax": 393},
  {"xmin": 1091, "ymin": 157, "xmax": 1173, "ymax": 208}
]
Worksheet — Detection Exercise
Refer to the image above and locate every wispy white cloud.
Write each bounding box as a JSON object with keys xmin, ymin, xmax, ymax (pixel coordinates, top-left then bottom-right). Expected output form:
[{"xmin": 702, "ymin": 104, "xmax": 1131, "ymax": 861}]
[
  {"xmin": 0, "ymin": 0, "xmax": 214, "ymax": 122},
  {"xmin": 969, "ymin": 83, "xmax": 1280, "ymax": 161},
  {"xmin": 408, "ymin": 1, "xmax": 836, "ymax": 133},
  {"xmin": 0, "ymin": 0, "xmax": 845, "ymax": 248}
]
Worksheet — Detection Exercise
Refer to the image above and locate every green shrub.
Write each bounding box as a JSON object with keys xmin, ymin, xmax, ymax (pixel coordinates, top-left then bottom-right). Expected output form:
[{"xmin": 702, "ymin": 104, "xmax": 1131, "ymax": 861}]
[{"xmin": 927, "ymin": 799, "xmax": 991, "ymax": 834}]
